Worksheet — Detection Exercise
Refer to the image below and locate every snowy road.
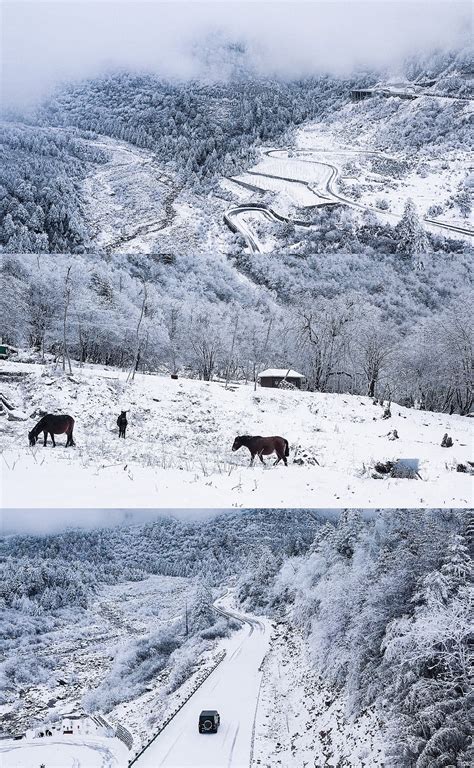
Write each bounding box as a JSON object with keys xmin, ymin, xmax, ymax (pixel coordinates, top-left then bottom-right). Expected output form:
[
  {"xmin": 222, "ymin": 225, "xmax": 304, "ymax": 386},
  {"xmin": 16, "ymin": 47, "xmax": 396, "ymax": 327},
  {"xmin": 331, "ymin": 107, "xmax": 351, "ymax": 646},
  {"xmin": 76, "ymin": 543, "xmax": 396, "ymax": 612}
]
[
  {"xmin": 229, "ymin": 145, "xmax": 473, "ymax": 248},
  {"xmin": 224, "ymin": 203, "xmax": 291, "ymax": 253},
  {"xmin": 269, "ymin": 147, "xmax": 474, "ymax": 238},
  {"xmin": 133, "ymin": 594, "xmax": 271, "ymax": 768}
]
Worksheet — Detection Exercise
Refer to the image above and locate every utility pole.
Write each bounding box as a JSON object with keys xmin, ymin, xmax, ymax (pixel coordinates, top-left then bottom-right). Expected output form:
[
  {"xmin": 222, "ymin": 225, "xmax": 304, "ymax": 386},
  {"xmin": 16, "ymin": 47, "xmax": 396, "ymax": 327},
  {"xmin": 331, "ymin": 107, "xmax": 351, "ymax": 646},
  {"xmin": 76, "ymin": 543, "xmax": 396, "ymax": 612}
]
[{"xmin": 185, "ymin": 600, "xmax": 189, "ymax": 636}]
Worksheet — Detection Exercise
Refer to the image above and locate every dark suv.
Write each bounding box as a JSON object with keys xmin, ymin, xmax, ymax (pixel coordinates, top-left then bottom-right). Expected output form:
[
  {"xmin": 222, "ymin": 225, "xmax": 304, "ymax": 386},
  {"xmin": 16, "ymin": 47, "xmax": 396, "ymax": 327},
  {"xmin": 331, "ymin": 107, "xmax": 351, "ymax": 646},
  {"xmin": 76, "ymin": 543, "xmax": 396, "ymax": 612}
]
[{"xmin": 198, "ymin": 710, "xmax": 220, "ymax": 734}]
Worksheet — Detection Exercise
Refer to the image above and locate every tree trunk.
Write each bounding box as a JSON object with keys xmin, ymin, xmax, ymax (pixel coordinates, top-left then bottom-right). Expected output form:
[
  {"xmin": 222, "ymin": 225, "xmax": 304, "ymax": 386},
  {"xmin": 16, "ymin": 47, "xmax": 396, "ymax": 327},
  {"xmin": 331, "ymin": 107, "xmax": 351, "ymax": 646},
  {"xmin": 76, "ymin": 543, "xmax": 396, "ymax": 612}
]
[
  {"xmin": 62, "ymin": 265, "xmax": 72, "ymax": 375},
  {"xmin": 127, "ymin": 282, "xmax": 147, "ymax": 383},
  {"xmin": 225, "ymin": 313, "xmax": 239, "ymax": 390}
]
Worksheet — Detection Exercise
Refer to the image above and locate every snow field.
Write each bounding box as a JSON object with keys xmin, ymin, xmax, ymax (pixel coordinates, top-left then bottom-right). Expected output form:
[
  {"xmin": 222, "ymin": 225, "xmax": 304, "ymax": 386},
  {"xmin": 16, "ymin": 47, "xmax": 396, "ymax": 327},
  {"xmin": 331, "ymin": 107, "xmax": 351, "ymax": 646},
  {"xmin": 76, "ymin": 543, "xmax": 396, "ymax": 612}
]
[
  {"xmin": 1, "ymin": 361, "xmax": 472, "ymax": 508},
  {"xmin": 253, "ymin": 621, "xmax": 385, "ymax": 767},
  {"xmin": 0, "ymin": 735, "xmax": 129, "ymax": 768},
  {"xmin": 81, "ymin": 135, "xmax": 175, "ymax": 253}
]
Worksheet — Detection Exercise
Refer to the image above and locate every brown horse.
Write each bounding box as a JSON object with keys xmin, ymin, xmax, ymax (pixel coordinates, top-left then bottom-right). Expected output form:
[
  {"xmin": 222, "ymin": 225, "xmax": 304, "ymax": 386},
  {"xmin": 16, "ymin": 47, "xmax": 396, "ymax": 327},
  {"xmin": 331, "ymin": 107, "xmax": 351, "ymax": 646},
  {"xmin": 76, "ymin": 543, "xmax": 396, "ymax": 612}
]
[
  {"xmin": 232, "ymin": 435, "xmax": 289, "ymax": 466},
  {"xmin": 28, "ymin": 415, "xmax": 75, "ymax": 447}
]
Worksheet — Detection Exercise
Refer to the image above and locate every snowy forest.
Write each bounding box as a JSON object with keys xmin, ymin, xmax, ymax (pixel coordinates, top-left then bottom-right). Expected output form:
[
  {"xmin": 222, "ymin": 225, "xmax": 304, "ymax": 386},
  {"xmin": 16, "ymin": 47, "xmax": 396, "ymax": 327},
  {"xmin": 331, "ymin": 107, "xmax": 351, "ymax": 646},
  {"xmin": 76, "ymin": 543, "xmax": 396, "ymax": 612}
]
[
  {"xmin": 1, "ymin": 509, "xmax": 471, "ymax": 767},
  {"xmin": 2, "ymin": 253, "xmax": 472, "ymax": 414},
  {"xmin": 0, "ymin": 74, "xmax": 354, "ymax": 252},
  {"xmin": 242, "ymin": 509, "xmax": 473, "ymax": 768},
  {"xmin": 1, "ymin": 510, "xmax": 321, "ymax": 718}
]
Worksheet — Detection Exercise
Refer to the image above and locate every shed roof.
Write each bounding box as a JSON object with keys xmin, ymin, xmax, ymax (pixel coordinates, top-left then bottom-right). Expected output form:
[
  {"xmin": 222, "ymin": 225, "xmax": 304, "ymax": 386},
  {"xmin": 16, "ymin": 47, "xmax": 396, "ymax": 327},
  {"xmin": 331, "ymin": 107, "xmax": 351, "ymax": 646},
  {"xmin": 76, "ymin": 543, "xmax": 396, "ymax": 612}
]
[{"xmin": 258, "ymin": 369, "xmax": 305, "ymax": 379}]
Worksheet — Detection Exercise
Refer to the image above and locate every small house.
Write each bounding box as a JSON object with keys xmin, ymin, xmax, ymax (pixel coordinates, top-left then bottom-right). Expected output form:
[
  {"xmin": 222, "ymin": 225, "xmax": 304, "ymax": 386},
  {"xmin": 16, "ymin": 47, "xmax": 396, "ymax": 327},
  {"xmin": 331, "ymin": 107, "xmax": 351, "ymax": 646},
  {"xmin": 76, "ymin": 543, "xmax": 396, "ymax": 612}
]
[{"xmin": 258, "ymin": 368, "xmax": 305, "ymax": 389}]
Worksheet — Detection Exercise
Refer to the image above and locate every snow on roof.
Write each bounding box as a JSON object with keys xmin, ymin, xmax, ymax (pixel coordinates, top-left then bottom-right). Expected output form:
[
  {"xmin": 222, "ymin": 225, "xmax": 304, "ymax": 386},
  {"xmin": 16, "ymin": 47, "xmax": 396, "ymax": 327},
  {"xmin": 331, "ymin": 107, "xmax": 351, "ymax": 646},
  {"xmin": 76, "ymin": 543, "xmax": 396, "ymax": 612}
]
[{"xmin": 258, "ymin": 369, "xmax": 305, "ymax": 378}]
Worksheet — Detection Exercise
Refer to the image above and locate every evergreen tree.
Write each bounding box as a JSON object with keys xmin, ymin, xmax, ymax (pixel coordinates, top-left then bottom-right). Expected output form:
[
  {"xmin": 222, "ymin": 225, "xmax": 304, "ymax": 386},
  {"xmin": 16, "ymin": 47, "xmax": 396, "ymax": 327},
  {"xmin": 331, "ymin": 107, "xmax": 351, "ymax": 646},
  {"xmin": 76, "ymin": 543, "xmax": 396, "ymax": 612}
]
[{"xmin": 396, "ymin": 198, "xmax": 429, "ymax": 256}]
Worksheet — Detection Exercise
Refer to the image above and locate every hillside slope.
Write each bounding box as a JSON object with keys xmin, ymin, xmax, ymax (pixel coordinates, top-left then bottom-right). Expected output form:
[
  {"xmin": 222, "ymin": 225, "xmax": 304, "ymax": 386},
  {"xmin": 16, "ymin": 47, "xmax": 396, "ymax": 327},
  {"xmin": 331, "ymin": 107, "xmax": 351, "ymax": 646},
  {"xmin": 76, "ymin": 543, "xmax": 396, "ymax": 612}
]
[{"xmin": 1, "ymin": 361, "xmax": 472, "ymax": 508}]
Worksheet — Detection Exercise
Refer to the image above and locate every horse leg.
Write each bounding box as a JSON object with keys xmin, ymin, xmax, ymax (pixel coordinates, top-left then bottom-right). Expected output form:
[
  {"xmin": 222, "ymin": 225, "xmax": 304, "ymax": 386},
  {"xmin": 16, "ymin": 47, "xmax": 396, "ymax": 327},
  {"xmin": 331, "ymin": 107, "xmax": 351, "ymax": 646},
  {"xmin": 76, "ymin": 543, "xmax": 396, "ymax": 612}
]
[
  {"xmin": 51, "ymin": 433, "xmax": 56, "ymax": 447},
  {"xmin": 43, "ymin": 431, "xmax": 47, "ymax": 447},
  {"xmin": 258, "ymin": 451, "xmax": 266, "ymax": 466},
  {"xmin": 274, "ymin": 455, "xmax": 281, "ymax": 465},
  {"xmin": 250, "ymin": 453, "xmax": 255, "ymax": 466}
]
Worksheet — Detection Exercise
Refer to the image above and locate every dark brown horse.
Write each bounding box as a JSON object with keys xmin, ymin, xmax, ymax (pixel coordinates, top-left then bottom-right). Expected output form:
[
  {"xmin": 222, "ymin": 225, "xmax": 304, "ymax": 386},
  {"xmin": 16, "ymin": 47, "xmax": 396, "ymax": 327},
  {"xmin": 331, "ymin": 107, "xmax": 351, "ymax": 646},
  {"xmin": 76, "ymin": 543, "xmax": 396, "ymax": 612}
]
[
  {"xmin": 117, "ymin": 411, "xmax": 128, "ymax": 438},
  {"xmin": 28, "ymin": 415, "xmax": 75, "ymax": 447},
  {"xmin": 232, "ymin": 435, "xmax": 289, "ymax": 466}
]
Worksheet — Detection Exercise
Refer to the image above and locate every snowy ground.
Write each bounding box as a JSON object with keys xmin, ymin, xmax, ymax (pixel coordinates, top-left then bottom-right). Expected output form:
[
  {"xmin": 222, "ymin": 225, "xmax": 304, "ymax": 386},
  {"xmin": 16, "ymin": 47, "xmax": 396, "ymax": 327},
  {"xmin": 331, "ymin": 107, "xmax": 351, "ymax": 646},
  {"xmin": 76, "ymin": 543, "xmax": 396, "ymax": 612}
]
[
  {"xmin": 0, "ymin": 734, "xmax": 129, "ymax": 768},
  {"xmin": 1, "ymin": 361, "xmax": 472, "ymax": 508},
  {"xmin": 253, "ymin": 620, "xmax": 386, "ymax": 767},
  {"xmin": 80, "ymin": 134, "xmax": 178, "ymax": 253}
]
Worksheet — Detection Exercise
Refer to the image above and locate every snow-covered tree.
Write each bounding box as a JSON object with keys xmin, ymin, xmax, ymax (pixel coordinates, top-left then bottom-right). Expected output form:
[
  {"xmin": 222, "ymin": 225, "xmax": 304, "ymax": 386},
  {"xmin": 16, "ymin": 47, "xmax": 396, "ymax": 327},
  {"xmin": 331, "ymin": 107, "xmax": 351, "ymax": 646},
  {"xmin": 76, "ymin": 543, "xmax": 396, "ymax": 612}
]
[{"xmin": 396, "ymin": 198, "xmax": 429, "ymax": 257}]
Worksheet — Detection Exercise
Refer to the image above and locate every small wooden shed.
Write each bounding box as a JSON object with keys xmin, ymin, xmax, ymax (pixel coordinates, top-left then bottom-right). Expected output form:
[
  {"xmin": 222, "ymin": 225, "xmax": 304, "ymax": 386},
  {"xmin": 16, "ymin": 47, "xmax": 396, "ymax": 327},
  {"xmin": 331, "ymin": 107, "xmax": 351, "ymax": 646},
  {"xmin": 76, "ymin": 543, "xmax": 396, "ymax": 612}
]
[{"xmin": 258, "ymin": 368, "xmax": 305, "ymax": 389}]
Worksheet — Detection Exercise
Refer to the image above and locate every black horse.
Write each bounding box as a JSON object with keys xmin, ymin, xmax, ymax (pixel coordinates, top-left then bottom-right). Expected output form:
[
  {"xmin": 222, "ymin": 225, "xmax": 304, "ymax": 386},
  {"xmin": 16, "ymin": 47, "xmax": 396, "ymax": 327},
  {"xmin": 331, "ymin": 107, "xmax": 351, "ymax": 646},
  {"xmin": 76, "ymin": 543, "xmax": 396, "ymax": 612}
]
[
  {"xmin": 117, "ymin": 411, "xmax": 128, "ymax": 438},
  {"xmin": 232, "ymin": 435, "xmax": 289, "ymax": 466},
  {"xmin": 28, "ymin": 415, "xmax": 75, "ymax": 447}
]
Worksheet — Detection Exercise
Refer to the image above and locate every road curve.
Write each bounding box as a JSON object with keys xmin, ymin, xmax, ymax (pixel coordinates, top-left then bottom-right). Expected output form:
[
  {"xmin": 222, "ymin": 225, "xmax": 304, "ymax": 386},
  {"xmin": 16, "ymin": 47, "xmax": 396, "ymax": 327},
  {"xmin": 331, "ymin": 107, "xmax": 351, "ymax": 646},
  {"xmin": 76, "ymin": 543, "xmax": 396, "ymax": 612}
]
[
  {"xmin": 265, "ymin": 148, "xmax": 474, "ymax": 239},
  {"xmin": 133, "ymin": 593, "xmax": 271, "ymax": 768}
]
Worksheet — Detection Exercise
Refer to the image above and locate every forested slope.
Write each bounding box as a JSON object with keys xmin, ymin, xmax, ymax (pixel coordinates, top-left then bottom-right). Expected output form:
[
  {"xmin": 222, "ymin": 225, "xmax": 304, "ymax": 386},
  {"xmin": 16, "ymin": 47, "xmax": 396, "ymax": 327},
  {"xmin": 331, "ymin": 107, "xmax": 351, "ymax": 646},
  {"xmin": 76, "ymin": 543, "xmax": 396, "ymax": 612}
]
[{"xmin": 239, "ymin": 509, "xmax": 473, "ymax": 768}]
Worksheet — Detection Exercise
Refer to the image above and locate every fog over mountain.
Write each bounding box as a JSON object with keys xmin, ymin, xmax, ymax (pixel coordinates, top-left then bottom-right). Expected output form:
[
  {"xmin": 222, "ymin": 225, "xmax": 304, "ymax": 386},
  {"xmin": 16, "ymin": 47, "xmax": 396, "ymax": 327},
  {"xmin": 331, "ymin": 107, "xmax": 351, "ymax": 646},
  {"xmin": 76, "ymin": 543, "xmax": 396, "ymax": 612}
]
[
  {"xmin": 0, "ymin": 508, "xmax": 225, "ymax": 535},
  {"xmin": 2, "ymin": 0, "xmax": 471, "ymax": 105}
]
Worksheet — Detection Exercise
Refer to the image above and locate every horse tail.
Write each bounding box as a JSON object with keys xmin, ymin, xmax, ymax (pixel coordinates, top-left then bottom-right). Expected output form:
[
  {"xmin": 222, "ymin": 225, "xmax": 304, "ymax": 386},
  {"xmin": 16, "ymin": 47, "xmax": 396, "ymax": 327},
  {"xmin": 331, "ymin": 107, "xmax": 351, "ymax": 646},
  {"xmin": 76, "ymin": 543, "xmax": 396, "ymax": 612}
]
[{"xmin": 284, "ymin": 439, "xmax": 290, "ymax": 457}]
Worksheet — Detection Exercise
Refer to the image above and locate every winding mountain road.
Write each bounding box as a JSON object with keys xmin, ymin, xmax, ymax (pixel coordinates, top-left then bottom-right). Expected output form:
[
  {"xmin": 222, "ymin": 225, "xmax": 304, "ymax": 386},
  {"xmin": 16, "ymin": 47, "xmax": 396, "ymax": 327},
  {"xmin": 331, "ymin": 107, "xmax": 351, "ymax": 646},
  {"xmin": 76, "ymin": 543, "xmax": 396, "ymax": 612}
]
[
  {"xmin": 267, "ymin": 148, "xmax": 474, "ymax": 238},
  {"xmin": 133, "ymin": 593, "xmax": 271, "ymax": 768},
  {"xmin": 226, "ymin": 146, "xmax": 473, "ymax": 250}
]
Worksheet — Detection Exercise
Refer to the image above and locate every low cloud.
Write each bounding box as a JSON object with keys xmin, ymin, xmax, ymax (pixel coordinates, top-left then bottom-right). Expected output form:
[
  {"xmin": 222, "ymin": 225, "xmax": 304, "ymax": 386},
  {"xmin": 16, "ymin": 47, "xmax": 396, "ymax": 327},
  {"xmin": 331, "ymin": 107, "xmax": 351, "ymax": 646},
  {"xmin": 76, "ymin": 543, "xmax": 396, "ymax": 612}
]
[
  {"xmin": 0, "ymin": 508, "xmax": 224, "ymax": 535},
  {"xmin": 2, "ymin": 1, "xmax": 471, "ymax": 105}
]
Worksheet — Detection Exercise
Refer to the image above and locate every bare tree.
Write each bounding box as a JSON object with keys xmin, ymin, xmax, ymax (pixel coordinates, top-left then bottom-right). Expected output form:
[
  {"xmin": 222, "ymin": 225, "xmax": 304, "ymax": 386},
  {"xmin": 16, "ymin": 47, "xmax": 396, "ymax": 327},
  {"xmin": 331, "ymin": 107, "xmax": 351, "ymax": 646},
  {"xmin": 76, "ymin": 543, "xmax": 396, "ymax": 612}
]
[
  {"xmin": 127, "ymin": 281, "xmax": 147, "ymax": 382},
  {"xmin": 189, "ymin": 311, "xmax": 222, "ymax": 381},
  {"xmin": 353, "ymin": 309, "xmax": 397, "ymax": 398},
  {"xmin": 298, "ymin": 297, "xmax": 355, "ymax": 392},
  {"xmin": 251, "ymin": 316, "xmax": 273, "ymax": 391},
  {"xmin": 225, "ymin": 310, "xmax": 239, "ymax": 390},
  {"xmin": 62, "ymin": 265, "xmax": 72, "ymax": 375},
  {"xmin": 167, "ymin": 304, "xmax": 180, "ymax": 376}
]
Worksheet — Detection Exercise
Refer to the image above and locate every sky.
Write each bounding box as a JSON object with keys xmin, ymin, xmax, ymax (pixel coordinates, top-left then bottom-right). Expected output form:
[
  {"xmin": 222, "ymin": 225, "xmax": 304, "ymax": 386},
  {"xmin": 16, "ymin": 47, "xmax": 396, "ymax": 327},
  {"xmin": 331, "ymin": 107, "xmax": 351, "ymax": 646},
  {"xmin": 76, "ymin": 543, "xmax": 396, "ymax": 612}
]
[
  {"xmin": 0, "ymin": 508, "xmax": 227, "ymax": 534},
  {"xmin": 2, "ymin": 0, "xmax": 471, "ymax": 106}
]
